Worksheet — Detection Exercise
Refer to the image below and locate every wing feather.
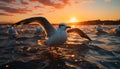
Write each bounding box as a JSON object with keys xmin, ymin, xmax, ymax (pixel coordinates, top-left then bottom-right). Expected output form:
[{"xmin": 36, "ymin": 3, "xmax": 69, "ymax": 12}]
[
  {"xmin": 12, "ymin": 17, "xmax": 56, "ymax": 37},
  {"xmin": 67, "ymin": 28, "xmax": 92, "ymax": 41}
]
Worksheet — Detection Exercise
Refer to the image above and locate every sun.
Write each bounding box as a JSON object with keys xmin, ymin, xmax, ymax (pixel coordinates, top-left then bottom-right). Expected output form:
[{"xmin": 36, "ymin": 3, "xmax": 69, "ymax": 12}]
[{"xmin": 69, "ymin": 17, "xmax": 78, "ymax": 23}]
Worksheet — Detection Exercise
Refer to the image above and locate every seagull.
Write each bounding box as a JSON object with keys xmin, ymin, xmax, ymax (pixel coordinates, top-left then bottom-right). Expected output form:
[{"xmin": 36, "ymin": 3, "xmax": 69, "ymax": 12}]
[
  {"xmin": 96, "ymin": 24, "xmax": 107, "ymax": 35},
  {"xmin": 7, "ymin": 26, "xmax": 18, "ymax": 39},
  {"xmin": 12, "ymin": 17, "xmax": 91, "ymax": 47},
  {"xmin": 96, "ymin": 24, "xmax": 103, "ymax": 32},
  {"xmin": 115, "ymin": 25, "xmax": 120, "ymax": 35},
  {"xmin": 34, "ymin": 26, "xmax": 45, "ymax": 37}
]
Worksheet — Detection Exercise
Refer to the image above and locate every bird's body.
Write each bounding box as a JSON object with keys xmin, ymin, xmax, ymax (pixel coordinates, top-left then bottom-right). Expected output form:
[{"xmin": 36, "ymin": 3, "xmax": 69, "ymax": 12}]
[
  {"xmin": 45, "ymin": 27, "xmax": 68, "ymax": 46},
  {"xmin": 8, "ymin": 27, "xmax": 17, "ymax": 35},
  {"xmin": 116, "ymin": 26, "xmax": 120, "ymax": 32},
  {"xmin": 7, "ymin": 27, "xmax": 18, "ymax": 38},
  {"xmin": 115, "ymin": 26, "xmax": 120, "ymax": 36},
  {"xmin": 34, "ymin": 27, "xmax": 45, "ymax": 37},
  {"xmin": 96, "ymin": 25, "xmax": 103, "ymax": 32},
  {"xmin": 96, "ymin": 25, "xmax": 107, "ymax": 35},
  {"xmin": 35, "ymin": 27, "xmax": 43, "ymax": 34}
]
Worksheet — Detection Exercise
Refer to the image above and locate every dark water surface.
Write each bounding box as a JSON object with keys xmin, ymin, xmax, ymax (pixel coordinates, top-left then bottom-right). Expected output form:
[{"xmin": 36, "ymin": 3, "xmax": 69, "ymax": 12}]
[{"xmin": 0, "ymin": 25, "xmax": 120, "ymax": 69}]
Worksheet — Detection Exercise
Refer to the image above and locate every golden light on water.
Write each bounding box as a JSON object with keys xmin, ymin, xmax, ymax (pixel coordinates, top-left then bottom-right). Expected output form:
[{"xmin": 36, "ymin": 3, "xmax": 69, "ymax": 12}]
[
  {"xmin": 66, "ymin": 54, "xmax": 75, "ymax": 58},
  {"xmin": 71, "ymin": 54, "xmax": 75, "ymax": 57},
  {"xmin": 71, "ymin": 25, "xmax": 76, "ymax": 28}
]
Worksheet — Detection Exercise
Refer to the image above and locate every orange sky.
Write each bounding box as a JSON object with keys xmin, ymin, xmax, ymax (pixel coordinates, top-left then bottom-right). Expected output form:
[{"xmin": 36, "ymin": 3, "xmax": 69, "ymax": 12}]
[{"xmin": 0, "ymin": 0, "xmax": 120, "ymax": 24}]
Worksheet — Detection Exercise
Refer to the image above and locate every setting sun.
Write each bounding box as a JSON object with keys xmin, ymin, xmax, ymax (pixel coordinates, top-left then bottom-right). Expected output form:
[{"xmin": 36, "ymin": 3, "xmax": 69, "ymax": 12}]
[{"xmin": 69, "ymin": 17, "xmax": 79, "ymax": 23}]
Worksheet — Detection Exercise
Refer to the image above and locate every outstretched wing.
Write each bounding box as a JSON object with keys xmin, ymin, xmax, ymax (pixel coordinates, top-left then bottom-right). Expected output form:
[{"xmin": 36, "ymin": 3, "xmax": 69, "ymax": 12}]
[
  {"xmin": 67, "ymin": 28, "xmax": 92, "ymax": 41},
  {"xmin": 12, "ymin": 17, "xmax": 56, "ymax": 37}
]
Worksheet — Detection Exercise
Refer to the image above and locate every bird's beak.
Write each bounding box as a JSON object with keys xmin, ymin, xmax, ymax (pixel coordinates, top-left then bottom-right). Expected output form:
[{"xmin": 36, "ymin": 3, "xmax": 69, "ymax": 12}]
[{"xmin": 66, "ymin": 26, "xmax": 71, "ymax": 28}]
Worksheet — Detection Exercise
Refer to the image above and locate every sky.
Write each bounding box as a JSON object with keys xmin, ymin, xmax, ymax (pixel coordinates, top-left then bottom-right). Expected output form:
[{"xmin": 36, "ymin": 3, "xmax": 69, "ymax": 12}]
[{"xmin": 0, "ymin": 0, "xmax": 120, "ymax": 24}]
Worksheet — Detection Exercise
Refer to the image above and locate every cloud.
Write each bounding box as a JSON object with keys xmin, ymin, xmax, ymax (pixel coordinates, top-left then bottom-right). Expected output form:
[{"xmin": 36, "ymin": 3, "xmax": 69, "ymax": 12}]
[
  {"xmin": 33, "ymin": 5, "xmax": 45, "ymax": 9},
  {"xmin": 104, "ymin": 0, "xmax": 112, "ymax": 2},
  {"xmin": 0, "ymin": 0, "xmax": 96, "ymax": 16},
  {"xmin": 20, "ymin": 0, "xmax": 29, "ymax": 5},
  {"xmin": 0, "ymin": 13, "xmax": 13, "ymax": 16},
  {"xmin": 30, "ymin": 0, "xmax": 95, "ymax": 8},
  {"xmin": 34, "ymin": 13, "xmax": 44, "ymax": 15},
  {"xmin": 0, "ymin": 0, "xmax": 14, "ymax": 3},
  {"xmin": 0, "ymin": 0, "xmax": 16, "ymax": 4},
  {"xmin": 30, "ymin": 0, "xmax": 70, "ymax": 9},
  {"xmin": 0, "ymin": 6, "xmax": 32, "ymax": 14}
]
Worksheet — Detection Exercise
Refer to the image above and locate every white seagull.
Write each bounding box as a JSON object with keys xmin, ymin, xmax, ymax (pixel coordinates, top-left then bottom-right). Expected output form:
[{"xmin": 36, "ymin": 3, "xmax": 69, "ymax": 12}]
[
  {"xmin": 96, "ymin": 24, "xmax": 107, "ymax": 35},
  {"xmin": 7, "ymin": 26, "xmax": 18, "ymax": 38},
  {"xmin": 115, "ymin": 25, "xmax": 120, "ymax": 35},
  {"xmin": 34, "ymin": 26, "xmax": 45, "ymax": 36},
  {"xmin": 96, "ymin": 24, "xmax": 103, "ymax": 32},
  {"xmin": 12, "ymin": 17, "xmax": 91, "ymax": 46}
]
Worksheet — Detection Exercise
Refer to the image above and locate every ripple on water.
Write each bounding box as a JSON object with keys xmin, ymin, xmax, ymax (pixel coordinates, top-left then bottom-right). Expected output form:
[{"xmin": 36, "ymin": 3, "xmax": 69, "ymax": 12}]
[{"xmin": 107, "ymin": 42, "xmax": 120, "ymax": 46}]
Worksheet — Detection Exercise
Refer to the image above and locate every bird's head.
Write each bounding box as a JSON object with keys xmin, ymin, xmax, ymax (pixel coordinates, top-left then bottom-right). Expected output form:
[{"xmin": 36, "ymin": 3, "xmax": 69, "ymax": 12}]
[
  {"xmin": 118, "ymin": 25, "xmax": 120, "ymax": 28},
  {"xmin": 8, "ymin": 26, "xmax": 14, "ymax": 29},
  {"xmin": 58, "ymin": 23, "xmax": 71, "ymax": 30}
]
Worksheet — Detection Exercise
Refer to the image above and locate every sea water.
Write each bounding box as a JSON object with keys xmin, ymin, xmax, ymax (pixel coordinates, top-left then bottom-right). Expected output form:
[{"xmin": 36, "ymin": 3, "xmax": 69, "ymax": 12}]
[{"xmin": 0, "ymin": 24, "xmax": 120, "ymax": 69}]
